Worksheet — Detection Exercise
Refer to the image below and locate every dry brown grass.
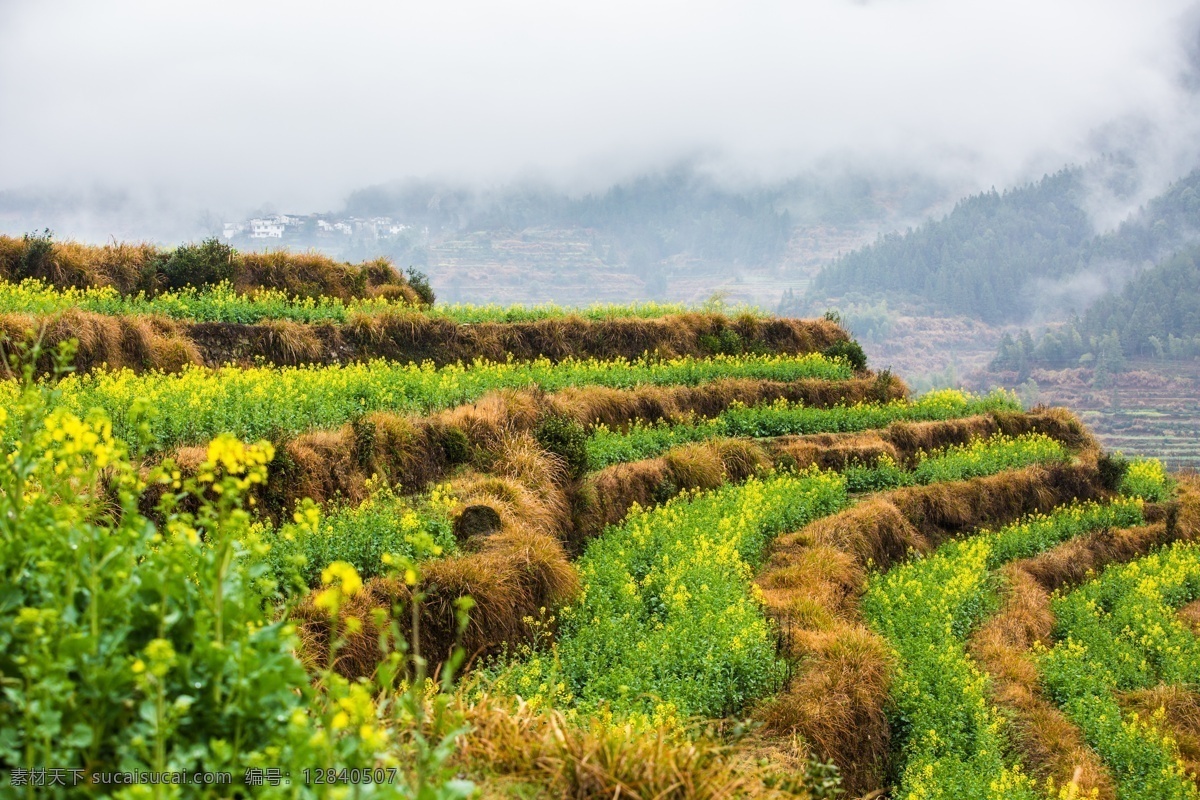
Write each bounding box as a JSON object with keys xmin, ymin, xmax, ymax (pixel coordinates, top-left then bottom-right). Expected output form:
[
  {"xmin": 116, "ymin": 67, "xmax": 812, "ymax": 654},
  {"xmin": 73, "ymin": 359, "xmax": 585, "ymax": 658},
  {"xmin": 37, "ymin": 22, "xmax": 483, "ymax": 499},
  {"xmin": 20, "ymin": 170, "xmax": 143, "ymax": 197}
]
[
  {"xmin": 565, "ymin": 406, "xmax": 1086, "ymax": 552},
  {"xmin": 578, "ymin": 458, "xmax": 672, "ymax": 538},
  {"xmin": 2, "ymin": 308, "xmax": 861, "ymax": 376},
  {"xmin": 1179, "ymin": 599, "xmax": 1200, "ymax": 633},
  {"xmin": 257, "ymin": 312, "xmax": 856, "ymax": 370},
  {"xmin": 0, "ymin": 236, "xmax": 158, "ymax": 292},
  {"xmin": 772, "ymin": 432, "xmax": 900, "ymax": 472},
  {"xmin": 457, "ymin": 694, "xmax": 814, "ymax": 800},
  {"xmin": 255, "ymin": 401, "xmax": 1091, "ymax": 562},
  {"xmin": 0, "ymin": 236, "xmax": 24, "ymax": 281},
  {"xmin": 273, "ymin": 428, "xmax": 366, "ymax": 509},
  {"xmin": 753, "ymin": 625, "xmax": 892, "ymax": 790},
  {"xmin": 882, "ymin": 407, "xmax": 1093, "ymax": 466},
  {"xmin": 1014, "ymin": 520, "xmax": 1179, "ymax": 592},
  {"xmin": 1003, "ymin": 405, "xmax": 1097, "ymax": 451},
  {"xmin": 249, "ymin": 376, "xmax": 897, "ymax": 519},
  {"xmin": 0, "ymin": 310, "xmax": 202, "ymax": 374},
  {"xmin": 442, "ymin": 390, "xmax": 544, "ymax": 453},
  {"xmin": 968, "ymin": 567, "xmax": 1115, "ymax": 800},
  {"xmin": 885, "ymin": 460, "xmax": 1102, "ymax": 548},
  {"xmin": 261, "ymin": 319, "xmax": 325, "ymax": 363},
  {"xmin": 762, "ymin": 408, "xmax": 1088, "ymax": 475},
  {"xmin": 285, "ymin": 401, "xmax": 1074, "ymax": 695},
  {"xmin": 575, "ymin": 438, "xmax": 772, "ymax": 547},
  {"xmin": 293, "ymin": 518, "xmax": 577, "ymax": 679},
  {"xmin": 570, "ymin": 408, "xmax": 1085, "ymax": 554},
  {"xmin": 292, "ymin": 435, "xmax": 579, "ymax": 678},
  {"xmin": 713, "ymin": 437, "xmax": 773, "ymax": 482},
  {"xmin": 456, "ymin": 433, "xmax": 573, "ymax": 539},
  {"xmin": 661, "ymin": 443, "xmax": 730, "ymax": 491},
  {"xmin": 750, "ymin": 461, "xmax": 1109, "ymax": 796},
  {"xmin": 545, "ymin": 374, "xmax": 904, "ymax": 429},
  {"xmin": 1179, "ymin": 473, "xmax": 1200, "ymax": 536},
  {"xmin": 236, "ymin": 251, "xmax": 413, "ymax": 301}
]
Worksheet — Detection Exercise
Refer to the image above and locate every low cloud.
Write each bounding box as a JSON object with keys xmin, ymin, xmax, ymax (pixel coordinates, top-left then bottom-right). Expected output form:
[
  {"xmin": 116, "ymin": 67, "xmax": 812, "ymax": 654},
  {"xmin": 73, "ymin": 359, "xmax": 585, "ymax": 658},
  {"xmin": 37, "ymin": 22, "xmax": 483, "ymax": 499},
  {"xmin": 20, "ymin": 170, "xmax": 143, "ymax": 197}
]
[{"xmin": 1, "ymin": 0, "xmax": 1198, "ymax": 236}]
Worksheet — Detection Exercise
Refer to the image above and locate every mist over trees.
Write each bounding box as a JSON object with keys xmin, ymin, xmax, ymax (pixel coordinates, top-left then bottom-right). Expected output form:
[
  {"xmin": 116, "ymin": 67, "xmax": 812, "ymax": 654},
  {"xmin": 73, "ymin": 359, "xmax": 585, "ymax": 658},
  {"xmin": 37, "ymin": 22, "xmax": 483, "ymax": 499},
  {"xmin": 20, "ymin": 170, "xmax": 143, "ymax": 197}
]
[
  {"xmin": 812, "ymin": 169, "xmax": 1092, "ymax": 322},
  {"xmin": 332, "ymin": 164, "xmax": 949, "ymax": 284},
  {"xmin": 810, "ymin": 166, "xmax": 1200, "ymax": 324},
  {"xmin": 344, "ymin": 168, "xmax": 792, "ymax": 265},
  {"xmin": 992, "ymin": 244, "xmax": 1200, "ymax": 374}
]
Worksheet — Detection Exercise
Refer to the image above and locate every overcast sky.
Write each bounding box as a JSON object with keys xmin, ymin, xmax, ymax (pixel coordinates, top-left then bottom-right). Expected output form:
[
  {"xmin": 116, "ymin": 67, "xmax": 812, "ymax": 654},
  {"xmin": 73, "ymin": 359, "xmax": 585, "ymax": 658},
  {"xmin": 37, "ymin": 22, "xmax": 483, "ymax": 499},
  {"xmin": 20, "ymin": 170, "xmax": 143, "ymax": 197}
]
[{"xmin": 2, "ymin": 0, "xmax": 1198, "ymax": 216}]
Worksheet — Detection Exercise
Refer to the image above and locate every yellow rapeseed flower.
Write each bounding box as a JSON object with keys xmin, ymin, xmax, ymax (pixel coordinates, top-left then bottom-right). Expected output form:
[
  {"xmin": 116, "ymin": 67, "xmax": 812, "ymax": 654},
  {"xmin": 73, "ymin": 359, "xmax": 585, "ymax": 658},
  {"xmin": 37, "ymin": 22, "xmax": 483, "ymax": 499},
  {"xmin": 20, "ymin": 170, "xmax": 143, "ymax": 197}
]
[{"xmin": 320, "ymin": 561, "xmax": 363, "ymax": 596}]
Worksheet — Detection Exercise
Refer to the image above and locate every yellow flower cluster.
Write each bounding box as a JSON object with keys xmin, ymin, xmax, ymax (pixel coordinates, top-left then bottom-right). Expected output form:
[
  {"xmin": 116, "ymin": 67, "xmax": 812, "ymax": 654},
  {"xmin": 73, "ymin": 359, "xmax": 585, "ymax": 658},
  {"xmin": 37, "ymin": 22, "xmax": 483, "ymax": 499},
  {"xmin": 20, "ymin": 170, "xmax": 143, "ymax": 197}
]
[
  {"xmin": 206, "ymin": 434, "xmax": 275, "ymax": 476},
  {"xmin": 293, "ymin": 499, "xmax": 322, "ymax": 530},
  {"xmin": 329, "ymin": 683, "xmax": 382, "ymax": 746},
  {"xmin": 42, "ymin": 409, "xmax": 120, "ymax": 471},
  {"xmin": 426, "ymin": 482, "xmax": 459, "ymax": 516},
  {"xmin": 321, "ymin": 561, "xmax": 363, "ymax": 596},
  {"xmin": 314, "ymin": 561, "xmax": 364, "ymax": 614},
  {"xmin": 142, "ymin": 638, "xmax": 178, "ymax": 679},
  {"xmin": 194, "ymin": 434, "xmax": 275, "ymax": 494}
]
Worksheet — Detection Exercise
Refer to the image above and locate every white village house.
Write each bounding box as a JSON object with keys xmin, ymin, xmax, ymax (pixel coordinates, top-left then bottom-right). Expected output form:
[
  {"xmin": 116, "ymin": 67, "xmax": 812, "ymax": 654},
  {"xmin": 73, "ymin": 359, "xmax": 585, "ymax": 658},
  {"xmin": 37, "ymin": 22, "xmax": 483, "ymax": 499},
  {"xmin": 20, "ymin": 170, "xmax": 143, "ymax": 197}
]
[{"xmin": 249, "ymin": 218, "xmax": 286, "ymax": 238}]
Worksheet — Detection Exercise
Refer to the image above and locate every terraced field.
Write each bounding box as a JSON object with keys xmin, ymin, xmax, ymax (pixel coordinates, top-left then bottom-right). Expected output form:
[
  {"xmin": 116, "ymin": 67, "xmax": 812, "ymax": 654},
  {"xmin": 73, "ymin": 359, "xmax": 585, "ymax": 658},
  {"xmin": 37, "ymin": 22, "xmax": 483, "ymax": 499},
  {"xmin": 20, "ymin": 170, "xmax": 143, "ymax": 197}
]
[
  {"xmin": 1, "ymin": 247, "xmax": 1196, "ymax": 799},
  {"xmin": 987, "ymin": 359, "xmax": 1200, "ymax": 471},
  {"xmin": 1072, "ymin": 362, "xmax": 1200, "ymax": 471}
]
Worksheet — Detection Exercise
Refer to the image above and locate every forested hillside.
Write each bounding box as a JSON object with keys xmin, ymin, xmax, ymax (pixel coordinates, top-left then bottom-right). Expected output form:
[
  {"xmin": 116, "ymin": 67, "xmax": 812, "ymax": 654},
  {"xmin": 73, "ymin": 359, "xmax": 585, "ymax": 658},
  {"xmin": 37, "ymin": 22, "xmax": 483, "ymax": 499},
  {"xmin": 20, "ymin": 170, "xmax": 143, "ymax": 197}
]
[
  {"xmin": 810, "ymin": 169, "xmax": 1091, "ymax": 321},
  {"xmin": 992, "ymin": 244, "xmax": 1200, "ymax": 372},
  {"xmin": 811, "ymin": 167, "xmax": 1200, "ymax": 323}
]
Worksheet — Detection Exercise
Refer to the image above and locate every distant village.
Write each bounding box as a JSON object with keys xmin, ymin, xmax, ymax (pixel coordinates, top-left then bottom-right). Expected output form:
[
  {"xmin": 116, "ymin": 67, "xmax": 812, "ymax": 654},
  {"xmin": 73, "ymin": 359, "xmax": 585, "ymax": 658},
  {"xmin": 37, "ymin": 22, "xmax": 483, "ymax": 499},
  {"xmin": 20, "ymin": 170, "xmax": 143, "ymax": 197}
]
[{"xmin": 221, "ymin": 214, "xmax": 420, "ymax": 244}]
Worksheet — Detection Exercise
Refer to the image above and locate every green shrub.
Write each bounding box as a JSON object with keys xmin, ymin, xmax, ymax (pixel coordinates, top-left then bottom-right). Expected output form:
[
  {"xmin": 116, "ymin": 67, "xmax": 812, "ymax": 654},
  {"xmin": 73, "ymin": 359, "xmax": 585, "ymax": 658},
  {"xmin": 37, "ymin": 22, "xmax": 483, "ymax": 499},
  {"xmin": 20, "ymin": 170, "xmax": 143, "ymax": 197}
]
[
  {"xmin": 699, "ymin": 327, "xmax": 746, "ymax": 355},
  {"xmin": 535, "ymin": 415, "xmax": 589, "ymax": 478},
  {"xmin": 844, "ymin": 454, "xmax": 908, "ymax": 492},
  {"xmin": 439, "ymin": 424, "xmax": 471, "ymax": 465},
  {"xmin": 0, "ymin": 371, "xmax": 387, "ymax": 792},
  {"xmin": 651, "ymin": 475, "xmax": 680, "ymax": 505},
  {"xmin": 405, "ymin": 267, "xmax": 436, "ymax": 305},
  {"xmin": 1097, "ymin": 451, "xmax": 1129, "ymax": 491},
  {"xmin": 156, "ymin": 237, "xmax": 236, "ymax": 290},
  {"xmin": 15, "ymin": 229, "xmax": 55, "ymax": 282},
  {"xmin": 821, "ymin": 339, "xmax": 867, "ymax": 372},
  {"xmin": 264, "ymin": 481, "xmax": 459, "ymax": 590},
  {"xmin": 351, "ymin": 415, "xmax": 377, "ymax": 469}
]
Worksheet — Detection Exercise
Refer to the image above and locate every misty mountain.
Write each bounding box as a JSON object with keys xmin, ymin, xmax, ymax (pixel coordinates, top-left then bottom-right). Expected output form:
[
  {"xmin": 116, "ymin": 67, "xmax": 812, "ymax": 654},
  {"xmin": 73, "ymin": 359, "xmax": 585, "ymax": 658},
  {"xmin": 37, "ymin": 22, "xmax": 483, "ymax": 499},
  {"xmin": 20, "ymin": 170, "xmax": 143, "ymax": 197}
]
[
  {"xmin": 992, "ymin": 243, "xmax": 1200, "ymax": 373},
  {"xmin": 809, "ymin": 168, "xmax": 1092, "ymax": 322},
  {"xmin": 809, "ymin": 166, "xmax": 1200, "ymax": 324},
  {"xmin": 340, "ymin": 165, "xmax": 941, "ymax": 275}
]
